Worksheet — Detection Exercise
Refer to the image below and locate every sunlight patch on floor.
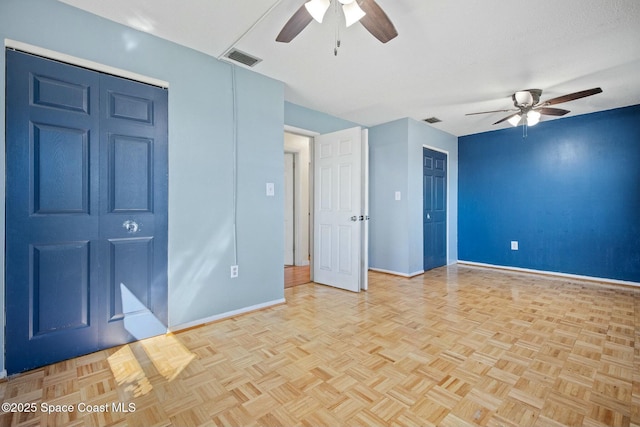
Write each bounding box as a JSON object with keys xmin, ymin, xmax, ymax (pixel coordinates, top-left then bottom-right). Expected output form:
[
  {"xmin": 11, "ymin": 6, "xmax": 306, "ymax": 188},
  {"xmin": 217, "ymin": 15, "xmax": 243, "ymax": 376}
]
[
  {"xmin": 107, "ymin": 345, "xmax": 153, "ymax": 398},
  {"xmin": 140, "ymin": 333, "xmax": 196, "ymax": 382}
]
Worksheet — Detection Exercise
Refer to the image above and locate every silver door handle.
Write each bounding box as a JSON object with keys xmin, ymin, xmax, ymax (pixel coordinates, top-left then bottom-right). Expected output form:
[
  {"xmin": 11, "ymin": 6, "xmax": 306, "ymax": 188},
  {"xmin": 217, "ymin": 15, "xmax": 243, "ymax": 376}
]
[
  {"xmin": 123, "ymin": 220, "xmax": 139, "ymax": 233},
  {"xmin": 350, "ymin": 216, "xmax": 358, "ymax": 222}
]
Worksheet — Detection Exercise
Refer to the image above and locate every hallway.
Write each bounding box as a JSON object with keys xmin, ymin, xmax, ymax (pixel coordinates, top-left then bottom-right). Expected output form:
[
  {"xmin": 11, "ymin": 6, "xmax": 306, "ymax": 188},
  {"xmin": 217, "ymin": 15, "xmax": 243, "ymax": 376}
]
[{"xmin": 284, "ymin": 265, "xmax": 311, "ymax": 288}]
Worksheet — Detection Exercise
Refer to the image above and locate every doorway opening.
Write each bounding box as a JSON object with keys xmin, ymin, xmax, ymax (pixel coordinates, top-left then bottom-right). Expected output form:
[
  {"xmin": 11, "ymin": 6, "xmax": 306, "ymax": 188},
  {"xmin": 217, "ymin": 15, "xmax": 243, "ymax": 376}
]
[
  {"xmin": 284, "ymin": 131, "xmax": 312, "ymax": 288},
  {"xmin": 283, "ymin": 126, "xmax": 369, "ymax": 292}
]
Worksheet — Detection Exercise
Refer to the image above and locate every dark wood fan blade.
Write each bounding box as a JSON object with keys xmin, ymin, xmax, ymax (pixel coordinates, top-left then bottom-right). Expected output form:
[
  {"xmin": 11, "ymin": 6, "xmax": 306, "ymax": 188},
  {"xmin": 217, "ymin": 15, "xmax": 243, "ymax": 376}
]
[
  {"xmin": 466, "ymin": 108, "xmax": 516, "ymax": 116},
  {"xmin": 542, "ymin": 87, "xmax": 602, "ymax": 106},
  {"xmin": 535, "ymin": 107, "xmax": 570, "ymax": 116},
  {"xmin": 358, "ymin": 0, "xmax": 398, "ymax": 43},
  {"xmin": 276, "ymin": 4, "xmax": 313, "ymax": 43},
  {"xmin": 493, "ymin": 113, "xmax": 520, "ymax": 125}
]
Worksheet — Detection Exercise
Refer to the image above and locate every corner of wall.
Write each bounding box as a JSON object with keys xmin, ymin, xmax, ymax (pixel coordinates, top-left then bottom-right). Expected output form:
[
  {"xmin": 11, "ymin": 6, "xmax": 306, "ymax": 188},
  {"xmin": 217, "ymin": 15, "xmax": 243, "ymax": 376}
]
[{"xmin": 367, "ymin": 119, "xmax": 411, "ymax": 274}]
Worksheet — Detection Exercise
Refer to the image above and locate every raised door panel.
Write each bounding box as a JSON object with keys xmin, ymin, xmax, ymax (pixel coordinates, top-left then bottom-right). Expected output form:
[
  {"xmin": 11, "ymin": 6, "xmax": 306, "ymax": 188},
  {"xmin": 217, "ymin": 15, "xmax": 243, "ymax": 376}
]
[
  {"xmin": 338, "ymin": 225, "xmax": 353, "ymax": 274},
  {"xmin": 338, "ymin": 163, "xmax": 353, "ymax": 211},
  {"xmin": 32, "ymin": 73, "xmax": 90, "ymax": 114},
  {"xmin": 102, "ymin": 237, "xmax": 165, "ymax": 345},
  {"xmin": 109, "ymin": 135, "xmax": 153, "ymax": 213},
  {"xmin": 319, "ymin": 224, "xmax": 333, "ymax": 271},
  {"xmin": 31, "ymin": 242, "xmax": 90, "ymax": 336},
  {"xmin": 32, "ymin": 123, "xmax": 90, "ymax": 214}
]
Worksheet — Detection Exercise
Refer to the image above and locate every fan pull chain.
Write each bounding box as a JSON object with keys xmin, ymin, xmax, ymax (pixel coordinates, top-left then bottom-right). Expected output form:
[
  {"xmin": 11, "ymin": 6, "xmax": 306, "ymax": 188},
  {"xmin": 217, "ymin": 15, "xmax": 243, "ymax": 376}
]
[{"xmin": 334, "ymin": 0, "xmax": 340, "ymax": 55}]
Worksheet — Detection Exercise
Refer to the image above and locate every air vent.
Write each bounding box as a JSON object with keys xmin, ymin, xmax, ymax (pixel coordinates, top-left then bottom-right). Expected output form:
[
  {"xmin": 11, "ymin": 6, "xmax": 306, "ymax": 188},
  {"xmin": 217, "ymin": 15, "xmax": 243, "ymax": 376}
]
[
  {"xmin": 423, "ymin": 117, "xmax": 442, "ymax": 124},
  {"xmin": 224, "ymin": 49, "xmax": 262, "ymax": 67}
]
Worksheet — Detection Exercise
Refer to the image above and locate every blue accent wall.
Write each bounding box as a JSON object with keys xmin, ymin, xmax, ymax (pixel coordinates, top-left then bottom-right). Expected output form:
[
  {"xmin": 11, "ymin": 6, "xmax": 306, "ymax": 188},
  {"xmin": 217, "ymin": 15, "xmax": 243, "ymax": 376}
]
[{"xmin": 459, "ymin": 105, "xmax": 640, "ymax": 282}]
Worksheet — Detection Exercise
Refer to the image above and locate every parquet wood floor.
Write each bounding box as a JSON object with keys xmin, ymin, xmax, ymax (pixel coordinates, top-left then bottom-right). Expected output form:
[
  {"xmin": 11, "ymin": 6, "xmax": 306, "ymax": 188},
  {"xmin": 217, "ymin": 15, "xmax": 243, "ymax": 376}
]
[
  {"xmin": 1, "ymin": 265, "xmax": 639, "ymax": 427},
  {"xmin": 284, "ymin": 266, "xmax": 311, "ymax": 288}
]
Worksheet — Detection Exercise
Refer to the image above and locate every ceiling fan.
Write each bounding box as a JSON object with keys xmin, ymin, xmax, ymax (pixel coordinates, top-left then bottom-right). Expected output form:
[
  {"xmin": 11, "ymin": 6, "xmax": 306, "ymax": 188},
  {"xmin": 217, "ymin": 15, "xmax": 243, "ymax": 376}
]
[
  {"xmin": 466, "ymin": 87, "xmax": 603, "ymax": 127},
  {"xmin": 276, "ymin": 0, "xmax": 398, "ymax": 45}
]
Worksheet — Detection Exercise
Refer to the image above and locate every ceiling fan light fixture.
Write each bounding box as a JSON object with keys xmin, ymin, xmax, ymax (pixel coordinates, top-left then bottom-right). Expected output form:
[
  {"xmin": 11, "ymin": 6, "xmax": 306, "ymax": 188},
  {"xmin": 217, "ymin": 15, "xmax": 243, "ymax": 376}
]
[
  {"xmin": 526, "ymin": 110, "xmax": 541, "ymax": 126},
  {"xmin": 342, "ymin": 1, "xmax": 366, "ymax": 27},
  {"xmin": 508, "ymin": 114, "xmax": 522, "ymax": 127},
  {"xmin": 305, "ymin": 0, "xmax": 331, "ymax": 23}
]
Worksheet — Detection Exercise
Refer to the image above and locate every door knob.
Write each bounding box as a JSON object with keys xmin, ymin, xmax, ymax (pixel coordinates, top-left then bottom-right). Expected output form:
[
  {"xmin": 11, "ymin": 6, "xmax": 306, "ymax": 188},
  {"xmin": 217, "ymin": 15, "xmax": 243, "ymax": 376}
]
[
  {"xmin": 350, "ymin": 216, "xmax": 358, "ymax": 222},
  {"xmin": 122, "ymin": 220, "xmax": 139, "ymax": 233}
]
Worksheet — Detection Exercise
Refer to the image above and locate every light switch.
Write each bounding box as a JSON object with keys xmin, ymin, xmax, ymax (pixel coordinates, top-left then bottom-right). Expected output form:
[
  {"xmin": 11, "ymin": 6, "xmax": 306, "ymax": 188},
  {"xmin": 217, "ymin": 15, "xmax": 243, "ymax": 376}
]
[
  {"xmin": 511, "ymin": 241, "xmax": 518, "ymax": 250},
  {"xmin": 395, "ymin": 191, "xmax": 401, "ymax": 201},
  {"xmin": 266, "ymin": 182, "xmax": 275, "ymax": 196}
]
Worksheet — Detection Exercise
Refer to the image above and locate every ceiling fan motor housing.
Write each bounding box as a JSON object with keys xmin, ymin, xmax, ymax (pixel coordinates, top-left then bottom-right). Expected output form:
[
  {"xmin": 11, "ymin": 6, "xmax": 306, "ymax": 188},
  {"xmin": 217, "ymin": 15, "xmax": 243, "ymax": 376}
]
[{"xmin": 513, "ymin": 89, "xmax": 542, "ymax": 108}]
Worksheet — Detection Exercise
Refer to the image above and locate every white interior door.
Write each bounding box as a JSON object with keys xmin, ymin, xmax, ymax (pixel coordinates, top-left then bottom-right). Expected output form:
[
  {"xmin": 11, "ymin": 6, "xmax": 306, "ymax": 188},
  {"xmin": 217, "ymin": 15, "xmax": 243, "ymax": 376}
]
[
  {"xmin": 313, "ymin": 127, "xmax": 367, "ymax": 292},
  {"xmin": 284, "ymin": 152, "xmax": 294, "ymax": 265}
]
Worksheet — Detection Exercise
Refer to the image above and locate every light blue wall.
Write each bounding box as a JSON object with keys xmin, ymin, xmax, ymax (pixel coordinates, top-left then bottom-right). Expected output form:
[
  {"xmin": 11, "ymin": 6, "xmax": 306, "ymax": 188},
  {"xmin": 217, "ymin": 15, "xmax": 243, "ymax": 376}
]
[
  {"xmin": 369, "ymin": 119, "xmax": 411, "ymax": 273},
  {"xmin": 408, "ymin": 119, "xmax": 459, "ymax": 271},
  {"xmin": 285, "ymin": 101, "xmax": 361, "ymax": 134},
  {"xmin": 368, "ymin": 118, "xmax": 458, "ymax": 275},
  {"xmin": 0, "ymin": 0, "xmax": 285, "ymax": 374}
]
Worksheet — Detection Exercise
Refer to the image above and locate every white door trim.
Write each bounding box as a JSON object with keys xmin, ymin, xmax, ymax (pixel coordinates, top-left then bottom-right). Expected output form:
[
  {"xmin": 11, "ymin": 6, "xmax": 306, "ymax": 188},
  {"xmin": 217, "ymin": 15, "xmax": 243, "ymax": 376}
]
[
  {"xmin": 284, "ymin": 125, "xmax": 319, "ymax": 137},
  {"xmin": 5, "ymin": 39, "xmax": 169, "ymax": 88},
  {"xmin": 284, "ymin": 152, "xmax": 295, "ymax": 265}
]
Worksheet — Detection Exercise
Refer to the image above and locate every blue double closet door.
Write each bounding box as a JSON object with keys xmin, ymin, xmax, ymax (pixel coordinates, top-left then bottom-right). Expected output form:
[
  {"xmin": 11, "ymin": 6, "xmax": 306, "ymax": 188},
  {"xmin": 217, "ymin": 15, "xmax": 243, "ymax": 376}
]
[{"xmin": 5, "ymin": 50, "xmax": 168, "ymax": 374}]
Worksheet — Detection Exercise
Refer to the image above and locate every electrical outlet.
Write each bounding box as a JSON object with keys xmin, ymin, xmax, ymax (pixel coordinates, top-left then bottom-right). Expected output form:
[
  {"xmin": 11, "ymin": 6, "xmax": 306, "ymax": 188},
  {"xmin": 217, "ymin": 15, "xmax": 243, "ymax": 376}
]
[
  {"xmin": 230, "ymin": 265, "xmax": 239, "ymax": 278},
  {"xmin": 511, "ymin": 241, "xmax": 519, "ymax": 251}
]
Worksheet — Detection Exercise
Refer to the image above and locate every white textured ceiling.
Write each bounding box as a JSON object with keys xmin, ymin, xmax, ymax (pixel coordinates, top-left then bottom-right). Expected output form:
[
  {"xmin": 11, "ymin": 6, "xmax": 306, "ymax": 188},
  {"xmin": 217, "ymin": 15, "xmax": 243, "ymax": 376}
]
[{"xmin": 57, "ymin": 0, "xmax": 640, "ymax": 136}]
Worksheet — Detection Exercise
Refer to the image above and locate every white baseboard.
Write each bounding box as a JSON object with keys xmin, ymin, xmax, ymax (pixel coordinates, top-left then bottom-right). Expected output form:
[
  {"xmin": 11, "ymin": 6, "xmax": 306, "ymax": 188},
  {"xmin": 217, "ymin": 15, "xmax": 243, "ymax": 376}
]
[
  {"xmin": 0, "ymin": 370, "xmax": 6, "ymax": 380},
  {"xmin": 369, "ymin": 268, "xmax": 424, "ymax": 278},
  {"xmin": 457, "ymin": 261, "xmax": 640, "ymax": 288},
  {"xmin": 169, "ymin": 298, "xmax": 286, "ymax": 332}
]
